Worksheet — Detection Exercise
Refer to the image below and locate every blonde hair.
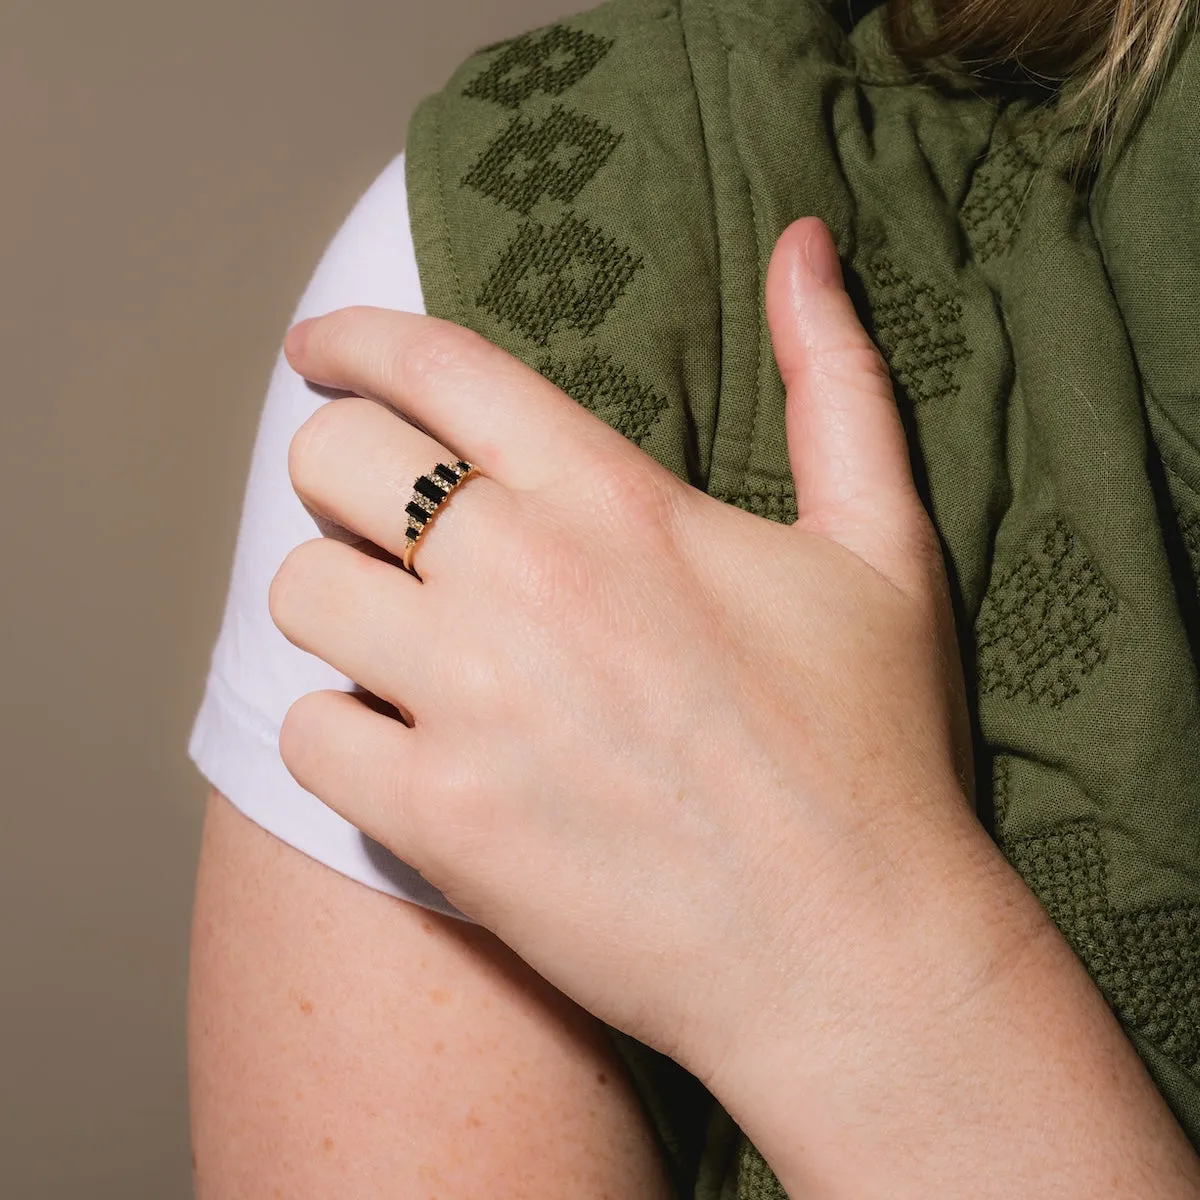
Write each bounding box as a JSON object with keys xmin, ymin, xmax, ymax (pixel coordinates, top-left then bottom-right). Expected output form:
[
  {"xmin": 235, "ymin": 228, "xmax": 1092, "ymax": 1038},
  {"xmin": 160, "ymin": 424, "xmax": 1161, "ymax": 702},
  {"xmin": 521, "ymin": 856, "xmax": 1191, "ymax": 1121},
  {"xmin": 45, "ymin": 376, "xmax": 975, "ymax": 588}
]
[{"xmin": 887, "ymin": 0, "xmax": 1195, "ymax": 154}]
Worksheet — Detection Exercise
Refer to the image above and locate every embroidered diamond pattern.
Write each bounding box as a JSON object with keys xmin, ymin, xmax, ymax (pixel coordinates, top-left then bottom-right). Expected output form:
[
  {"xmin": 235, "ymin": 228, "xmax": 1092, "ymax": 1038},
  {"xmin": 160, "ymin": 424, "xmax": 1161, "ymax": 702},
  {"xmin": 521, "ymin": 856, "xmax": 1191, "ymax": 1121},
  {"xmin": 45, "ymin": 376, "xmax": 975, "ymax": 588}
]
[
  {"xmin": 962, "ymin": 129, "xmax": 1048, "ymax": 263},
  {"xmin": 868, "ymin": 255, "xmax": 971, "ymax": 406},
  {"xmin": 463, "ymin": 25, "xmax": 614, "ymax": 109},
  {"xmin": 995, "ymin": 784, "xmax": 1200, "ymax": 1079},
  {"xmin": 538, "ymin": 349, "xmax": 667, "ymax": 445},
  {"xmin": 464, "ymin": 105, "xmax": 621, "ymax": 216},
  {"xmin": 975, "ymin": 515, "xmax": 1116, "ymax": 708},
  {"xmin": 477, "ymin": 214, "xmax": 642, "ymax": 346}
]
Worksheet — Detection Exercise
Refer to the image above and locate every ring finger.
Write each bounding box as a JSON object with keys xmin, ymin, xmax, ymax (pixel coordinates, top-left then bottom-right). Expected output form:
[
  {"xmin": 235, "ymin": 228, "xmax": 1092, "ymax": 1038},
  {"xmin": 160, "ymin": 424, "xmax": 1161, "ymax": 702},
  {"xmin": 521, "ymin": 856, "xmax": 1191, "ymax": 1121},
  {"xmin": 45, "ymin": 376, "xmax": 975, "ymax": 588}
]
[{"xmin": 288, "ymin": 394, "xmax": 508, "ymax": 583}]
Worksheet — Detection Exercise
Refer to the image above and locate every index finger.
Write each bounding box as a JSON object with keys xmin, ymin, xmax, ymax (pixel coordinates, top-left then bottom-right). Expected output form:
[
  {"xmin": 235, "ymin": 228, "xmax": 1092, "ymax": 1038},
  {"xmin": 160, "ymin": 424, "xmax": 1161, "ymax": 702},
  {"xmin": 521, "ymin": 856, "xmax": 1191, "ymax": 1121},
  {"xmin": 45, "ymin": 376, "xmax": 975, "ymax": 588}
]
[{"xmin": 284, "ymin": 306, "xmax": 606, "ymax": 492}]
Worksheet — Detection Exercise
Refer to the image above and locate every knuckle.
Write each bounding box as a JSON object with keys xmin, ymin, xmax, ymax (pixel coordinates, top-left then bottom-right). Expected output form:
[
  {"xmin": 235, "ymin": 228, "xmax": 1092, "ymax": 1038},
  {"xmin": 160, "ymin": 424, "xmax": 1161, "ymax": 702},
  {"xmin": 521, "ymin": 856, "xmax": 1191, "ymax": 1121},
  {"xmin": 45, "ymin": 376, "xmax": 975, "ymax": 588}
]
[
  {"xmin": 585, "ymin": 451, "xmax": 685, "ymax": 541},
  {"xmin": 314, "ymin": 305, "xmax": 375, "ymax": 367},
  {"xmin": 813, "ymin": 339, "xmax": 895, "ymax": 396},
  {"xmin": 277, "ymin": 692, "xmax": 323, "ymax": 780},
  {"xmin": 309, "ymin": 306, "xmax": 405, "ymax": 396},
  {"xmin": 403, "ymin": 318, "xmax": 482, "ymax": 386},
  {"xmin": 268, "ymin": 538, "xmax": 326, "ymax": 627},
  {"xmin": 287, "ymin": 397, "xmax": 351, "ymax": 493},
  {"xmin": 497, "ymin": 461, "xmax": 685, "ymax": 629}
]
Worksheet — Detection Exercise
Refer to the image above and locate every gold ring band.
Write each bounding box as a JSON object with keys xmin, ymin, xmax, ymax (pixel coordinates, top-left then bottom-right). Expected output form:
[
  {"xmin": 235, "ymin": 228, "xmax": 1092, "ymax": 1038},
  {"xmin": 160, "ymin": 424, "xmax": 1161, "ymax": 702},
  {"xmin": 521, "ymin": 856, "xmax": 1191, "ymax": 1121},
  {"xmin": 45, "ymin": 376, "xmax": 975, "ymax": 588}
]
[{"xmin": 402, "ymin": 459, "xmax": 480, "ymax": 577}]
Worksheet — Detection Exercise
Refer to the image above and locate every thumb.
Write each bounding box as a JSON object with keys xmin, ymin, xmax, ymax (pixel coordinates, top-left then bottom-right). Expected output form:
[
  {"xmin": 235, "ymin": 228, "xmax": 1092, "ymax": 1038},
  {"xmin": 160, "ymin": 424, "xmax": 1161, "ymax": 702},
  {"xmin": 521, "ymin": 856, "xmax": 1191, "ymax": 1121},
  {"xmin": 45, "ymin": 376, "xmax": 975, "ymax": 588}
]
[{"xmin": 766, "ymin": 218, "xmax": 929, "ymax": 584}]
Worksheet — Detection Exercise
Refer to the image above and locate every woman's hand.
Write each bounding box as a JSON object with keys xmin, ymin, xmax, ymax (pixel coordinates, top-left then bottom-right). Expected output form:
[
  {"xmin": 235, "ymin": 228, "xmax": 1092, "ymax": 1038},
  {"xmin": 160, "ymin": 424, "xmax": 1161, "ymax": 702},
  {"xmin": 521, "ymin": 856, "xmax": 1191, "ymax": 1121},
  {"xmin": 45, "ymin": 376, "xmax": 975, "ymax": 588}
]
[
  {"xmin": 267, "ymin": 218, "xmax": 1200, "ymax": 1199},
  {"xmin": 269, "ymin": 218, "xmax": 1017, "ymax": 1097}
]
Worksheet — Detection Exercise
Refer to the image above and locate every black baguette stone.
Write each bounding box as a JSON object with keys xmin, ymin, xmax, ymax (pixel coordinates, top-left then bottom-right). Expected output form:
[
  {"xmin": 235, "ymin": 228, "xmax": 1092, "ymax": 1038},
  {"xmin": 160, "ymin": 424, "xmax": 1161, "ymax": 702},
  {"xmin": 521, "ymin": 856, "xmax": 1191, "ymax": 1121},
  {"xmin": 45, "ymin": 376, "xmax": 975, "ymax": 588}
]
[
  {"xmin": 405, "ymin": 500, "xmax": 432, "ymax": 524},
  {"xmin": 434, "ymin": 462, "xmax": 460, "ymax": 485},
  {"xmin": 415, "ymin": 476, "xmax": 448, "ymax": 503}
]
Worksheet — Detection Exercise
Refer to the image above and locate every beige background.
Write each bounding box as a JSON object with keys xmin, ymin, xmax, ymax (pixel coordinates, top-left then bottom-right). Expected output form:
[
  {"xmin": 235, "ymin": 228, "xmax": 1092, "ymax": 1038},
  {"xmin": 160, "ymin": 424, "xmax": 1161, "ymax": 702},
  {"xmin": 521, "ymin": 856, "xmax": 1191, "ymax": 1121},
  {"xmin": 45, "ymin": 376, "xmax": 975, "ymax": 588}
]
[{"xmin": 0, "ymin": 1, "xmax": 568, "ymax": 1194}]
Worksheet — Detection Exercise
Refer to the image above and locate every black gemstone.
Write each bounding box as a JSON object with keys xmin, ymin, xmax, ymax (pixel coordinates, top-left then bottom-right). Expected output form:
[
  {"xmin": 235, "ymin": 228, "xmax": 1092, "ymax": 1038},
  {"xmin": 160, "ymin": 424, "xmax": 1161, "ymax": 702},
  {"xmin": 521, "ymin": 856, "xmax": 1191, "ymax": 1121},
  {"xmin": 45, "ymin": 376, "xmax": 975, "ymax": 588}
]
[
  {"xmin": 405, "ymin": 501, "xmax": 431, "ymax": 524},
  {"xmin": 434, "ymin": 462, "xmax": 460, "ymax": 485},
  {"xmin": 415, "ymin": 476, "xmax": 448, "ymax": 503},
  {"xmin": 456, "ymin": 461, "xmax": 471, "ymax": 473}
]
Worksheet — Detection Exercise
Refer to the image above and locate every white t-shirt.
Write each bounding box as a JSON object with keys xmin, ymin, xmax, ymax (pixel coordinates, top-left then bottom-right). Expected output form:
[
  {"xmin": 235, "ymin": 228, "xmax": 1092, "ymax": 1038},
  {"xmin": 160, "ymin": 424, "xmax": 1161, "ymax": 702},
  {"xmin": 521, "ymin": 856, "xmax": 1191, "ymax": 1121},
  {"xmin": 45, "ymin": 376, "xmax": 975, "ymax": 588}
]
[{"xmin": 188, "ymin": 151, "xmax": 475, "ymax": 922}]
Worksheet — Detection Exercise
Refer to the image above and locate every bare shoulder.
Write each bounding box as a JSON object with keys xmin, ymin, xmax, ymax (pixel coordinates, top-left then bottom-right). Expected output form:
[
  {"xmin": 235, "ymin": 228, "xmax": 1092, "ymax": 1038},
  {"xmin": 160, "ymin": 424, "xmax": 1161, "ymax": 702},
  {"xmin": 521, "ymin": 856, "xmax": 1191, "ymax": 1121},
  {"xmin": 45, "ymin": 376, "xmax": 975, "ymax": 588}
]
[{"xmin": 189, "ymin": 788, "xmax": 673, "ymax": 1198}]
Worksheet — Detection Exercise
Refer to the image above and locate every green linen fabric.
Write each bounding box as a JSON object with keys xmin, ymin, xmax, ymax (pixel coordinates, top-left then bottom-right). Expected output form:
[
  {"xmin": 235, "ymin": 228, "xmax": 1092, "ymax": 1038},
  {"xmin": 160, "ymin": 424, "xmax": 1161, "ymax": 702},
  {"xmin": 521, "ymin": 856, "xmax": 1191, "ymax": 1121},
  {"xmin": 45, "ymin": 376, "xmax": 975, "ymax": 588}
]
[{"xmin": 404, "ymin": 1, "xmax": 1200, "ymax": 1194}]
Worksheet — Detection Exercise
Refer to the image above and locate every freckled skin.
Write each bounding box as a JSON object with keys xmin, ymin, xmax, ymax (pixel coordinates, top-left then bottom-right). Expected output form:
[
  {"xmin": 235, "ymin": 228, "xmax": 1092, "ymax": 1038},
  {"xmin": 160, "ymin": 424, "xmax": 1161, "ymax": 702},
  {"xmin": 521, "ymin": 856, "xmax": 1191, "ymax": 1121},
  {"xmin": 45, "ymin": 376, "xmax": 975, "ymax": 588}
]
[{"xmin": 189, "ymin": 792, "xmax": 675, "ymax": 1199}]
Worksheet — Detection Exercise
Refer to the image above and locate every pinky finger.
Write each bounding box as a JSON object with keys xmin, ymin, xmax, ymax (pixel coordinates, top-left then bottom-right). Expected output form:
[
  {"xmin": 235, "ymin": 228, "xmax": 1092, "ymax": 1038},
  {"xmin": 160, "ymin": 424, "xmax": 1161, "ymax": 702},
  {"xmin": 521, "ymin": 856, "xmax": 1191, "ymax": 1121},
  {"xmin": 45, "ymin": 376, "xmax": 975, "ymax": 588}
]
[{"xmin": 279, "ymin": 688, "xmax": 425, "ymax": 868}]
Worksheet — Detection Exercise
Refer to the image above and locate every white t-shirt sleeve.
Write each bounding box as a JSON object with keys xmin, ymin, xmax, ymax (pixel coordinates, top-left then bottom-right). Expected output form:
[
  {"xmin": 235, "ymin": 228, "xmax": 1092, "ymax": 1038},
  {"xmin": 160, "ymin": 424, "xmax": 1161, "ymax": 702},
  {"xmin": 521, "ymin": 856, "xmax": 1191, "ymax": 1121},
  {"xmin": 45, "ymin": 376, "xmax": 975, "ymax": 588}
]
[{"xmin": 188, "ymin": 150, "xmax": 475, "ymax": 923}]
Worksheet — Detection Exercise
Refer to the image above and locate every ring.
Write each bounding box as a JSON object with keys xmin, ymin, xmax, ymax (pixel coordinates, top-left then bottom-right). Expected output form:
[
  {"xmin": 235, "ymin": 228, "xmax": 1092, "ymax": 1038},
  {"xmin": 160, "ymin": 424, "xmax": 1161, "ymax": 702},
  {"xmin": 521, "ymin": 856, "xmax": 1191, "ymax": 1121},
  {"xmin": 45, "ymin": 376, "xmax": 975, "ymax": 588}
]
[{"xmin": 402, "ymin": 459, "xmax": 481, "ymax": 577}]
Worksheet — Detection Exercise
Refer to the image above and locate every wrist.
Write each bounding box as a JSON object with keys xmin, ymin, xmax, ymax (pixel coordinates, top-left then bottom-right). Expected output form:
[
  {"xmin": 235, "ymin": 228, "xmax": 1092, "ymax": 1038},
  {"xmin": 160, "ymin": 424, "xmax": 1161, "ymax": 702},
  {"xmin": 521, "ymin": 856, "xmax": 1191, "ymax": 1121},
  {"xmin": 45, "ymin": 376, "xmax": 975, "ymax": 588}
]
[
  {"xmin": 712, "ymin": 818, "xmax": 1037, "ymax": 1192},
  {"xmin": 701, "ymin": 808, "xmax": 1200, "ymax": 1198}
]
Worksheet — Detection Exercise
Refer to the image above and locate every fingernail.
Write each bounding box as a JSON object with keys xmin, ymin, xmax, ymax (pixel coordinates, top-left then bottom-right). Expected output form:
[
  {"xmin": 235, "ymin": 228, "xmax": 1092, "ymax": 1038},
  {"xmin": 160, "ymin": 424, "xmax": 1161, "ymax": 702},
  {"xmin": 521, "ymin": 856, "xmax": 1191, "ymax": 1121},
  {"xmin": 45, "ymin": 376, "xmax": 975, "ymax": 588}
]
[
  {"xmin": 803, "ymin": 226, "xmax": 843, "ymax": 288},
  {"xmin": 284, "ymin": 317, "xmax": 316, "ymax": 359}
]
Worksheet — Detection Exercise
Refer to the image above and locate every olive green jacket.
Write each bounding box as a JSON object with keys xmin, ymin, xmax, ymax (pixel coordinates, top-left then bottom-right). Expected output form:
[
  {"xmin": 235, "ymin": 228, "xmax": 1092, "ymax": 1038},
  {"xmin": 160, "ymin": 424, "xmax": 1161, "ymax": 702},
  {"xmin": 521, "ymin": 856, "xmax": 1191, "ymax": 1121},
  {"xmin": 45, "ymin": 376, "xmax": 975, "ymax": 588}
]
[{"xmin": 405, "ymin": 1, "xmax": 1200, "ymax": 1193}]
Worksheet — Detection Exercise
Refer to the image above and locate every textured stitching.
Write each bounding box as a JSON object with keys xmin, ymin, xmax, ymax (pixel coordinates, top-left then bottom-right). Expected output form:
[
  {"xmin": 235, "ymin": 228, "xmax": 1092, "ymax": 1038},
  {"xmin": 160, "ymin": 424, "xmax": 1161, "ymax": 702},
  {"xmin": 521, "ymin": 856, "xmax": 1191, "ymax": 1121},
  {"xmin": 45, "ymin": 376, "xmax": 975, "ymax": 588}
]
[
  {"xmin": 962, "ymin": 130, "xmax": 1047, "ymax": 263},
  {"xmin": 463, "ymin": 104, "xmax": 621, "ymax": 216},
  {"xmin": 975, "ymin": 516, "xmax": 1116, "ymax": 708},
  {"xmin": 1007, "ymin": 820, "xmax": 1110, "ymax": 929},
  {"xmin": 463, "ymin": 25, "xmax": 614, "ymax": 109},
  {"xmin": 736, "ymin": 1137, "xmax": 789, "ymax": 1200},
  {"xmin": 867, "ymin": 255, "xmax": 971, "ymax": 406},
  {"xmin": 710, "ymin": 481, "xmax": 798, "ymax": 525},
  {"xmin": 1109, "ymin": 906, "xmax": 1200, "ymax": 1068},
  {"xmin": 539, "ymin": 350, "xmax": 668, "ymax": 446},
  {"xmin": 477, "ymin": 214, "xmax": 642, "ymax": 346},
  {"xmin": 1005, "ymin": 817, "xmax": 1200, "ymax": 1076}
]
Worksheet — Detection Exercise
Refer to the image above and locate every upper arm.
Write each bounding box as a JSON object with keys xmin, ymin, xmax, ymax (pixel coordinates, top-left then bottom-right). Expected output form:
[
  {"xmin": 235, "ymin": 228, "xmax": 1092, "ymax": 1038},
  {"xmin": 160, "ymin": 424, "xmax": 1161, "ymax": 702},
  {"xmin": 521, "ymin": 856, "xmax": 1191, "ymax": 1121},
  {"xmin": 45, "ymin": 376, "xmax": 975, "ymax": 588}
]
[{"xmin": 189, "ymin": 788, "xmax": 674, "ymax": 1198}]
